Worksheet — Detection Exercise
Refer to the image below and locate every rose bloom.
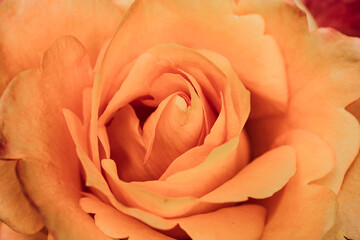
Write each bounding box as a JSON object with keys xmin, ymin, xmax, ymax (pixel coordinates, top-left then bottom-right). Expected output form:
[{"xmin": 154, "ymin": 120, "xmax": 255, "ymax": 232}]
[{"xmin": 0, "ymin": 0, "xmax": 359, "ymax": 239}]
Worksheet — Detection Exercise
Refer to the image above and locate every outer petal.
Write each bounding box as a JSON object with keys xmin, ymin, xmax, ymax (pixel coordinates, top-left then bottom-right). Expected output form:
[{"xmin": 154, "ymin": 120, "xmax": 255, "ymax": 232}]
[
  {"xmin": 177, "ymin": 204, "xmax": 266, "ymax": 240},
  {"xmin": 64, "ymin": 110, "xmax": 179, "ymax": 230},
  {"xmin": 200, "ymin": 146, "xmax": 296, "ymax": 203},
  {"xmin": 80, "ymin": 197, "xmax": 175, "ymax": 240},
  {"xmin": 261, "ymin": 130, "xmax": 337, "ymax": 240},
  {"xmin": 0, "ymin": 161, "xmax": 43, "ymax": 234},
  {"xmin": 0, "ymin": 37, "xmax": 111, "ymax": 240},
  {"xmin": 95, "ymin": 0, "xmax": 287, "ymax": 120},
  {"xmin": 0, "ymin": 0, "xmax": 123, "ymax": 95},
  {"xmin": 0, "ymin": 223, "xmax": 47, "ymax": 240},
  {"xmin": 237, "ymin": 0, "xmax": 360, "ymax": 193},
  {"xmin": 322, "ymin": 153, "xmax": 360, "ymax": 240},
  {"xmin": 323, "ymin": 100, "xmax": 360, "ymax": 240}
]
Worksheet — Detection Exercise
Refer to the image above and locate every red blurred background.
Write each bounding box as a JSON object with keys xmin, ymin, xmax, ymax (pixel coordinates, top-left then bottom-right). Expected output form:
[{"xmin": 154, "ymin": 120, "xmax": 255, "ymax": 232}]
[{"xmin": 304, "ymin": 0, "xmax": 360, "ymax": 37}]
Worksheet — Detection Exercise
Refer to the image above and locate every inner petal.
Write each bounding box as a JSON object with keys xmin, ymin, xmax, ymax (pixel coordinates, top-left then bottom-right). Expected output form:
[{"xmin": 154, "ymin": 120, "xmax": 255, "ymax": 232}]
[{"xmin": 142, "ymin": 85, "xmax": 206, "ymax": 179}]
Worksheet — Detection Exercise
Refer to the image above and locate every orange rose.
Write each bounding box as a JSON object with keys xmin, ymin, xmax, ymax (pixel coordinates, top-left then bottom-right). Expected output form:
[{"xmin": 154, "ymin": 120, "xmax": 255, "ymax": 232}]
[{"xmin": 1, "ymin": 0, "xmax": 359, "ymax": 240}]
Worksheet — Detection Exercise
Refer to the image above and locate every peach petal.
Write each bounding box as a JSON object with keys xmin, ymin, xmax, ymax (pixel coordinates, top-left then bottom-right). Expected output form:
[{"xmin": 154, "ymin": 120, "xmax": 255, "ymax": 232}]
[
  {"xmin": 98, "ymin": 126, "xmax": 111, "ymax": 159},
  {"xmin": 102, "ymin": 146, "xmax": 293, "ymax": 218},
  {"xmin": 165, "ymin": 136, "xmax": 245, "ymax": 193},
  {"xmin": 82, "ymin": 87, "xmax": 92, "ymax": 130},
  {"xmin": 288, "ymin": 29, "xmax": 360, "ymax": 193},
  {"xmin": 235, "ymin": 0, "xmax": 360, "ymax": 193},
  {"xmin": 322, "ymin": 153, "xmax": 360, "ymax": 240},
  {"xmin": 133, "ymin": 134, "xmax": 249, "ymax": 198},
  {"xmin": 145, "ymin": 44, "xmax": 226, "ymax": 111},
  {"xmin": 111, "ymin": 0, "xmax": 135, "ymax": 11},
  {"xmin": 141, "ymin": 73, "xmax": 190, "ymax": 107},
  {"xmin": 0, "ymin": 161, "xmax": 43, "ymax": 234},
  {"xmin": 196, "ymin": 50, "xmax": 251, "ymax": 130},
  {"xmin": 261, "ymin": 130, "xmax": 337, "ymax": 239},
  {"xmin": 201, "ymin": 94, "xmax": 227, "ymax": 146},
  {"xmin": 179, "ymin": 71, "xmax": 217, "ymax": 134},
  {"xmin": 274, "ymin": 130, "xmax": 336, "ymax": 184},
  {"xmin": 0, "ymin": 223, "xmax": 47, "ymax": 240},
  {"xmin": 70, "ymin": 131, "xmax": 177, "ymax": 230},
  {"xmin": 106, "ymin": 105, "xmax": 151, "ymax": 182},
  {"xmin": 97, "ymin": 0, "xmax": 287, "ymax": 118},
  {"xmin": 0, "ymin": 37, "xmax": 112, "ymax": 240},
  {"xmin": 177, "ymin": 204, "xmax": 266, "ymax": 240},
  {"xmin": 323, "ymin": 99, "xmax": 360, "ymax": 239},
  {"xmin": 233, "ymin": 0, "xmax": 310, "ymax": 94},
  {"xmin": 98, "ymin": 52, "xmax": 178, "ymax": 126},
  {"xmin": 200, "ymin": 145, "xmax": 296, "ymax": 203},
  {"xmin": 102, "ymin": 159, "xmax": 219, "ymax": 218},
  {"xmin": 262, "ymin": 184, "xmax": 337, "ymax": 240},
  {"xmin": 80, "ymin": 197, "xmax": 175, "ymax": 240},
  {"xmin": 143, "ymin": 86, "xmax": 205, "ymax": 179},
  {"xmin": 0, "ymin": 0, "xmax": 123, "ymax": 95},
  {"xmin": 157, "ymin": 145, "xmax": 216, "ymax": 183},
  {"xmin": 99, "ymin": 44, "xmax": 228, "ymax": 125}
]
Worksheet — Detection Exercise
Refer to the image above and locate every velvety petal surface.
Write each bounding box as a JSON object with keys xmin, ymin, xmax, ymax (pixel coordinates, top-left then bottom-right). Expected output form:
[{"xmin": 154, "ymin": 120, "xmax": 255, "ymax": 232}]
[
  {"xmin": 261, "ymin": 130, "xmax": 337, "ymax": 240},
  {"xmin": 236, "ymin": 0, "xmax": 360, "ymax": 193},
  {"xmin": 201, "ymin": 145, "xmax": 296, "ymax": 203},
  {"xmin": 80, "ymin": 197, "xmax": 175, "ymax": 240},
  {"xmin": 106, "ymin": 105, "xmax": 151, "ymax": 182},
  {"xmin": 95, "ymin": 0, "xmax": 287, "ymax": 122},
  {"xmin": 0, "ymin": 161, "xmax": 43, "ymax": 234},
  {"xmin": 177, "ymin": 204, "xmax": 266, "ymax": 240},
  {"xmin": 0, "ymin": 224, "xmax": 47, "ymax": 240},
  {"xmin": 323, "ymin": 100, "xmax": 360, "ymax": 240},
  {"xmin": 0, "ymin": 37, "xmax": 111, "ymax": 240},
  {"xmin": 322, "ymin": 153, "xmax": 360, "ymax": 240},
  {"xmin": 0, "ymin": 0, "xmax": 124, "ymax": 95},
  {"xmin": 65, "ymin": 111, "xmax": 179, "ymax": 230}
]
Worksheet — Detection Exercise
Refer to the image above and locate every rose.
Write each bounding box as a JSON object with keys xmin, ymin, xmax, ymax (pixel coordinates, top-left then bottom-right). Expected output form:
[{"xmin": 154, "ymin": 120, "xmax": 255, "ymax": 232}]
[
  {"xmin": 303, "ymin": 0, "xmax": 360, "ymax": 239},
  {"xmin": 1, "ymin": 1, "xmax": 359, "ymax": 240}
]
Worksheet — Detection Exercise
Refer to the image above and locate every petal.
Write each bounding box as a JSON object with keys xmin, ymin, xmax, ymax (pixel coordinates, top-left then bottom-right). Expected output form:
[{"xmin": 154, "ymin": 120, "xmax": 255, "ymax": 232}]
[
  {"xmin": 0, "ymin": 223, "xmax": 47, "ymax": 240},
  {"xmin": 235, "ymin": 0, "xmax": 360, "ymax": 193},
  {"xmin": 196, "ymin": 49, "xmax": 250, "ymax": 130},
  {"xmin": 322, "ymin": 152, "xmax": 360, "ymax": 239},
  {"xmin": 234, "ymin": 0, "xmax": 310, "ymax": 94},
  {"xmin": 200, "ymin": 145, "xmax": 296, "ymax": 203},
  {"xmin": 102, "ymin": 159, "xmax": 227, "ymax": 218},
  {"xmin": 177, "ymin": 204, "xmax": 266, "ymax": 240},
  {"xmin": 0, "ymin": 0, "xmax": 123, "ymax": 94},
  {"xmin": 322, "ymin": 99, "xmax": 360, "ymax": 239},
  {"xmin": 0, "ymin": 37, "xmax": 111, "ymax": 240},
  {"xmin": 285, "ymin": 29, "xmax": 360, "ymax": 192},
  {"xmin": 111, "ymin": 0, "xmax": 135, "ymax": 11},
  {"xmin": 96, "ymin": 0, "xmax": 287, "ymax": 121},
  {"xmin": 106, "ymin": 105, "xmax": 151, "ymax": 182},
  {"xmin": 68, "ymin": 118, "xmax": 178, "ymax": 230},
  {"xmin": 143, "ymin": 86, "xmax": 205, "ymax": 179},
  {"xmin": 132, "ymin": 134, "xmax": 249, "ymax": 198},
  {"xmin": 80, "ymin": 197, "xmax": 175, "ymax": 240},
  {"xmin": 99, "ymin": 146, "xmax": 295, "ymax": 218},
  {"xmin": 261, "ymin": 130, "xmax": 337, "ymax": 239},
  {"xmin": 0, "ymin": 161, "xmax": 43, "ymax": 234}
]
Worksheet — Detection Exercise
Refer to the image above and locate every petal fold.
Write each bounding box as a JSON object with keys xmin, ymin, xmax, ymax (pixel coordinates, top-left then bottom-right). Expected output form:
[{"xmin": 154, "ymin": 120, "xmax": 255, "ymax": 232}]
[
  {"xmin": 177, "ymin": 204, "xmax": 266, "ymax": 240},
  {"xmin": 0, "ymin": 161, "xmax": 43, "ymax": 234},
  {"xmin": 0, "ymin": 0, "xmax": 123, "ymax": 94},
  {"xmin": 0, "ymin": 37, "xmax": 112, "ymax": 240}
]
